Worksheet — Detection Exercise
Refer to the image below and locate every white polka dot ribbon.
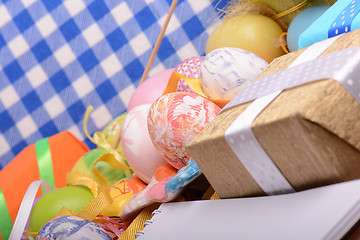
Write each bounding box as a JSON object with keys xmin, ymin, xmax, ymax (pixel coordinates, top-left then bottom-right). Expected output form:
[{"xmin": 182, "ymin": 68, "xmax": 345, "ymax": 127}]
[
  {"xmin": 224, "ymin": 35, "xmax": 360, "ymax": 195},
  {"xmin": 225, "ymin": 90, "xmax": 292, "ymax": 195}
]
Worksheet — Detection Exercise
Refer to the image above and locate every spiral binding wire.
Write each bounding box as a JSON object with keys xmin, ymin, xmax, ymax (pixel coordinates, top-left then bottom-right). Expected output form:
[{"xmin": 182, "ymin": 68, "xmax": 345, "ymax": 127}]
[
  {"xmin": 152, "ymin": 209, "xmax": 162, "ymax": 217},
  {"xmin": 144, "ymin": 220, "xmax": 154, "ymax": 226},
  {"xmin": 135, "ymin": 231, "xmax": 144, "ymax": 238},
  {"xmin": 135, "ymin": 209, "xmax": 162, "ymax": 238}
]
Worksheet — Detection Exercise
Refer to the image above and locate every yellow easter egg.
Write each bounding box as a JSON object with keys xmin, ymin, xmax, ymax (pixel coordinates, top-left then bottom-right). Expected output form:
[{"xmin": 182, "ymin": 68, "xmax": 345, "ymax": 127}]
[
  {"xmin": 101, "ymin": 176, "xmax": 146, "ymax": 216},
  {"xmin": 206, "ymin": 14, "xmax": 285, "ymax": 63}
]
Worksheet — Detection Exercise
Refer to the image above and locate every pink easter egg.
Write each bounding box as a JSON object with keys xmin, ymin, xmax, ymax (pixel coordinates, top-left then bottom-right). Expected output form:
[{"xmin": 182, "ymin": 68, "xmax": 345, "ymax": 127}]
[
  {"xmin": 148, "ymin": 92, "xmax": 221, "ymax": 169},
  {"xmin": 175, "ymin": 56, "xmax": 204, "ymax": 93},
  {"xmin": 121, "ymin": 104, "xmax": 167, "ymax": 183},
  {"xmin": 127, "ymin": 68, "xmax": 175, "ymax": 111}
]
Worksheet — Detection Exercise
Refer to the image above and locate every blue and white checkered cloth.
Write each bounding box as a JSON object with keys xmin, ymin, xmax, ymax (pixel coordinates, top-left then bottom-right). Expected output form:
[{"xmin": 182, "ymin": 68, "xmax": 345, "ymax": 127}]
[{"xmin": 0, "ymin": 0, "xmax": 230, "ymax": 169}]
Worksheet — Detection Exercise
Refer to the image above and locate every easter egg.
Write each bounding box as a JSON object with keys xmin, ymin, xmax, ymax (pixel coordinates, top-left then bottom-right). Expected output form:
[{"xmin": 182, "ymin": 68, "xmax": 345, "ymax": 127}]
[
  {"xmin": 148, "ymin": 92, "xmax": 221, "ymax": 169},
  {"xmin": 175, "ymin": 56, "xmax": 204, "ymax": 93},
  {"xmin": 127, "ymin": 68, "xmax": 175, "ymax": 111},
  {"xmin": 29, "ymin": 186, "xmax": 94, "ymax": 232},
  {"xmin": 287, "ymin": 5, "xmax": 330, "ymax": 52},
  {"xmin": 101, "ymin": 176, "xmax": 147, "ymax": 216},
  {"xmin": 199, "ymin": 47, "xmax": 268, "ymax": 100},
  {"xmin": 119, "ymin": 164, "xmax": 178, "ymax": 219},
  {"xmin": 71, "ymin": 148, "xmax": 133, "ymax": 187},
  {"xmin": 37, "ymin": 216, "xmax": 112, "ymax": 240},
  {"xmin": 102, "ymin": 112, "xmax": 127, "ymax": 152},
  {"xmin": 121, "ymin": 104, "xmax": 167, "ymax": 183},
  {"xmin": 206, "ymin": 14, "xmax": 285, "ymax": 63}
]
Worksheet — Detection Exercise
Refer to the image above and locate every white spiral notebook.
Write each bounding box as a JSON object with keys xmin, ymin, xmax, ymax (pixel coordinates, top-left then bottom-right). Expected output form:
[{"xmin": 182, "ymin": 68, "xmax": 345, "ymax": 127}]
[{"xmin": 136, "ymin": 180, "xmax": 360, "ymax": 240}]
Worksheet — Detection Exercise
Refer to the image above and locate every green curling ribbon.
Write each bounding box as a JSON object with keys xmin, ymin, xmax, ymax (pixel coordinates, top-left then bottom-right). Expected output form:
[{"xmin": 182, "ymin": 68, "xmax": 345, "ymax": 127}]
[
  {"xmin": 0, "ymin": 187, "xmax": 13, "ymax": 240},
  {"xmin": 35, "ymin": 138, "xmax": 55, "ymax": 194}
]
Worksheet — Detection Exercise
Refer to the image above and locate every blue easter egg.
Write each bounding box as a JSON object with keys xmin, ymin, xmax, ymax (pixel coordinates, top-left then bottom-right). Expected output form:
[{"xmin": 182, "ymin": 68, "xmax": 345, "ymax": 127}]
[
  {"xmin": 36, "ymin": 215, "xmax": 112, "ymax": 240},
  {"xmin": 287, "ymin": 5, "xmax": 330, "ymax": 52}
]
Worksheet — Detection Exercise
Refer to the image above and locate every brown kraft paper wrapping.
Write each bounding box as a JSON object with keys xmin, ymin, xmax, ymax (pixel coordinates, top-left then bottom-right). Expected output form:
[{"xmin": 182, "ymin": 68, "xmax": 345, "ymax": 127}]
[{"xmin": 186, "ymin": 29, "xmax": 360, "ymax": 199}]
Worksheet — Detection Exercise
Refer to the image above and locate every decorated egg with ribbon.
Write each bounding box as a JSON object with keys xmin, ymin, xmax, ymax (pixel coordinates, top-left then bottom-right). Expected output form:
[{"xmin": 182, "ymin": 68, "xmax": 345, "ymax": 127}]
[
  {"xmin": 127, "ymin": 68, "xmax": 175, "ymax": 111},
  {"xmin": 147, "ymin": 92, "xmax": 221, "ymax": 169},
  {"xmin": 199, "ymin": 47, "xmax": 268, "ymax": 101},
  {"xmin": 102, "ymin": 112, "xmax": 127, "ymax": 153},
  {"xmin": 71, "ymin": 148, "xmax": 133, "ymax": 187},
  {"xmin": 206, "ymin": 14, "xmax": 285, "ymax": 63},
  {"xmin": 101, "ymin": 176, "xmax": 146, "ymax": 217},
  {"xmin": 29, "ymin": 186, "xmax": 94, "ymax": 232},
  {"xmin": 37, "ymin": 216, "xmax": 112, "ymax": 240},
  {"xmin": 121, "ymin": 104, "xmax": 168, "ymax": 183},
  {"xmin": 175, "ymin": 56, "xmax": 204, "ymax": 93},
  {"xmin": 72, "ymin": 106, "xmax": 133, "ymax": 187}
]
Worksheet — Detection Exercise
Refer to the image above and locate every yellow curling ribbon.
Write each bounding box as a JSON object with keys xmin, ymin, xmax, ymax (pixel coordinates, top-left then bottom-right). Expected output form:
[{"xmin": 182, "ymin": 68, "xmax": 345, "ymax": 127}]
[
  {"xmin": 76, "ymin": 190, "xmax": 112, "ymax": 220},
  {"xmin": 83, "ymin": 106, "xmax": 131, "ymax": 186},
  {"xmin": 56, "ymin": 190, "xmax": 113, "ymax": 221},
  {"xmin": 66, "ymin": 172, "xmax": 100, "ymax": 197},
  {"xmin": 56, "ymin": 206, "xmax": 76, "ymax": 217},
  {"xmin": 164, "ymin": 72, "xmax": 229, "ymax": 108},
  {"xmin": 175, "ymin": 73, "xmax": 207, "ymax": 98},
  {"xmin": 119, "ymin": 204, "xmax": 161, "ymax": 240},
  {"xmin": 61, "ymin": 172, "xmax": 113, "ymax": 221},
  {"xmin": 91, "ymin": 153, "xmax": 130, "ymax": 186}
]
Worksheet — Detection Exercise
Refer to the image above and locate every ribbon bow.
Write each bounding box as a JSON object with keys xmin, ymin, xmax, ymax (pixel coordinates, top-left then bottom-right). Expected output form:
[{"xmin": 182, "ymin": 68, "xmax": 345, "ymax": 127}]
[{"xmin": 83, "ymin": 106, "xmax": 131, "ymax": 186}]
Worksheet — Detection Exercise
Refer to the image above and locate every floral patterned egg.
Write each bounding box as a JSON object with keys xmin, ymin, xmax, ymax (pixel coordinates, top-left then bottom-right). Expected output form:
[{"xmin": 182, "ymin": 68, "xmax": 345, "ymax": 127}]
[
  {"xmin": 148, "ymin": 92, "xmax": 221, "ymax": 169},
  {"xmin": 175, "ymin": 56, "xmax": 204, "ymax": 93},
  {"xmin": 37, "ymin": 216, "xmax": 112, "ymax": 240}
]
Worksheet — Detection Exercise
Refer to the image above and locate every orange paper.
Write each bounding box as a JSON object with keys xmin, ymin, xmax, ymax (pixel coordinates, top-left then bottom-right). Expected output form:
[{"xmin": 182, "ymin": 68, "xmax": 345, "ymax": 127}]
[{"xmin": 0, "ymin": 131, "xmax": 89, "ymax": 229}]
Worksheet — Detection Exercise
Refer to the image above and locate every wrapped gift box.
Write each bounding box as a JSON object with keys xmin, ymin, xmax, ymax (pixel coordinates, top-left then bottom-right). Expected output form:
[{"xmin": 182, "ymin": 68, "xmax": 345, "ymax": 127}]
[
  {"xmin": 0, "ymin": 131, "xmax": 89, "ymax": 240},
  {"xmin": 186, "ymin": 29, "xmax": 360, "ymax": 199},
  {"xmin": 299, "ymin": 0, "xmax": 360, "ymax": 49}
]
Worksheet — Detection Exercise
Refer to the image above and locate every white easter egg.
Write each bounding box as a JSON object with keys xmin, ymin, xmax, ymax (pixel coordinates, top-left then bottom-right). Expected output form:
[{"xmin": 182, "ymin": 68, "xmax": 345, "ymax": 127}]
[
  {"xmin": 199, "ymin": 47, "xmax": 268, "ymax": 100},
  {"xmin": 120, "ymin": 104, "xmax": 167, "ymax": 183}
]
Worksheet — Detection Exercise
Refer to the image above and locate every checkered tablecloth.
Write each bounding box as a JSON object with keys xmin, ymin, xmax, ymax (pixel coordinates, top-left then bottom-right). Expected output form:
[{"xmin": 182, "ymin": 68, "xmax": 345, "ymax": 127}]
[{"xmin": 0, "ymin": 0, "xmax": 229, "ymax": 169}]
